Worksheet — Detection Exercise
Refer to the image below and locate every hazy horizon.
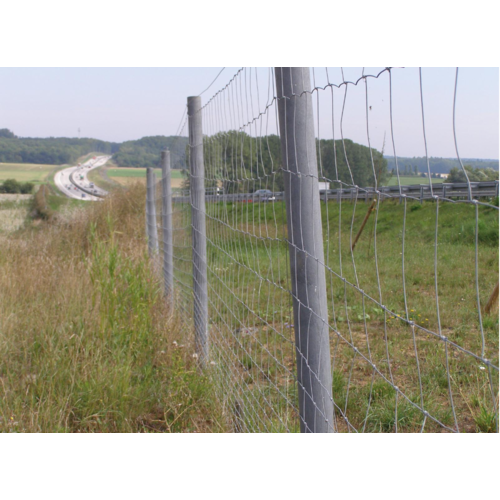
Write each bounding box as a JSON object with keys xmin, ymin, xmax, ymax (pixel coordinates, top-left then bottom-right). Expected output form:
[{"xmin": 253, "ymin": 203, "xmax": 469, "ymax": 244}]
[{"xmin": 1, "ymin": 67, "xmax": 498, "ymax": 160}]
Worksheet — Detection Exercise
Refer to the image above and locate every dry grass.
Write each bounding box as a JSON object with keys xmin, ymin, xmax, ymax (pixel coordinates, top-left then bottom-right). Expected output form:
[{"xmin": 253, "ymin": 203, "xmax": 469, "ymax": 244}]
[
  {"xmin": 0, "ymin": 183, "xmax": 226, "ymax": 432},
  {"xmin": 0, "ymin": 195, "xmax": 31, "ymax": 232}
]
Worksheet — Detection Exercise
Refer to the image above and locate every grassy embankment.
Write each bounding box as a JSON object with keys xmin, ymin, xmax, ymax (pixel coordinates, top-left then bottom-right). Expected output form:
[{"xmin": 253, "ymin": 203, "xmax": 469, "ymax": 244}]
[
  {"xmin": 0, "ymin": 183, "xmax": 225, "ymax": 432},
  {"xmin": 387, "ymin": 175, "xmax": 444, "ymax": 186},
  {"xmin": 175, "ymin": 195, "xmax": 499, "ymax": 432},
  {"xmin": 106, "ymin": 167, "xmax": 184, "ymax": 187}
]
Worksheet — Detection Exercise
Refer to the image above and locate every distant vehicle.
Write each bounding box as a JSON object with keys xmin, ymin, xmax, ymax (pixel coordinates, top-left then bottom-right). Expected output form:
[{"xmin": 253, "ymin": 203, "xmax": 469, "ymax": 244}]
[
  {"xmin": 82, "ymin": 193, "xmax": 86, "ymax": 198},
  {"xmin": 89, "ymin": 182, "xmax": 94, "ymax": 188},
  {"xmin": 253, "ymin": 189, "xmax": 276, "ymax": 202}
]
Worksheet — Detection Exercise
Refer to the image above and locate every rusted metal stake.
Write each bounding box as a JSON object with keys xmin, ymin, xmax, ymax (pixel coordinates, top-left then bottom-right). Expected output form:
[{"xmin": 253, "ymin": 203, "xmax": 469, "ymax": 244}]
[
  {"xmin": 484, "ymin": 281, "xmax": 499, "ymax": 315},
  {"xmin": 351, "ymin": 199, "xmax": 376, "ymax": 251}
]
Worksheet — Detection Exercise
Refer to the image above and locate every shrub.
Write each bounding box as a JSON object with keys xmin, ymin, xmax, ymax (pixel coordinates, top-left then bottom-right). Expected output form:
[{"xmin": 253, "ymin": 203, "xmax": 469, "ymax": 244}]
[{"xmin": 0, "ymin": 178, "xmax": 21, "ymax": 193}]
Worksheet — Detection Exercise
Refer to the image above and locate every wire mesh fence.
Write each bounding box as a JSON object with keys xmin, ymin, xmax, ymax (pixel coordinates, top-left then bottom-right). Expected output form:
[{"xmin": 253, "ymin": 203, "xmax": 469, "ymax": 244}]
[{"xmin": 146, "ymin": 67, "xmax": 499, "ymax": 433}]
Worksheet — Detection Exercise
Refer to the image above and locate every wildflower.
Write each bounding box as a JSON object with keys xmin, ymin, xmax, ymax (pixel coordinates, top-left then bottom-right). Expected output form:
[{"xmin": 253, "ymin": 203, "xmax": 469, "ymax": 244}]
[{"xmin": 479, "ymin": 366, "xmax": 486, "ymax": 371}]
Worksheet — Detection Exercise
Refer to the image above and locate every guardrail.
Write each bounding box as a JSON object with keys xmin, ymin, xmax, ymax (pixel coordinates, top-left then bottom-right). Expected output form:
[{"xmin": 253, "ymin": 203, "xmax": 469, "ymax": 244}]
[
  {"xmin": 172, "ymin": 180, "xmax": 499, "ymax": 204},
  {"xmin": 69, "ymin": 169, "xmax": 106, "ymax": 199}
]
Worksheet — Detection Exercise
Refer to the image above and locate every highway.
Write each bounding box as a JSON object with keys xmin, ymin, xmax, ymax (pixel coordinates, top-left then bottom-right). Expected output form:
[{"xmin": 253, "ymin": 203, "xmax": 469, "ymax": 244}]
[{"xmin": 54, "ymin": 155, "xmax": 112, "ymax": 201}]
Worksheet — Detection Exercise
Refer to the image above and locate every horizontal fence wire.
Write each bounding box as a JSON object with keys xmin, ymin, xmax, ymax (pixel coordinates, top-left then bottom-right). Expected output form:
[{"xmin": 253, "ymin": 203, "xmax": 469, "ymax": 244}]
[{"xmin": 150, "ymin": 67, "xmax": 498, "ymax": 432}]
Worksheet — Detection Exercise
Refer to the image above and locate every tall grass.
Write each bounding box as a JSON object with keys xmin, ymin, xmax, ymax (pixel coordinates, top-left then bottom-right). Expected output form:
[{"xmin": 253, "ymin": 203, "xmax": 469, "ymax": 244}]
[{"xmin": 0, "ymin": 184, "xmax": 225, "ymax": 432}]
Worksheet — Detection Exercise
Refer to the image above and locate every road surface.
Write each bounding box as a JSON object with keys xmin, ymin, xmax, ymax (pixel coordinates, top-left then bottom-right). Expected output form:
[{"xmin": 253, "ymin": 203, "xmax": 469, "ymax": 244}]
[{"xmin": 54, "ymin": 155, "xmax": 112, "ymax": 201}]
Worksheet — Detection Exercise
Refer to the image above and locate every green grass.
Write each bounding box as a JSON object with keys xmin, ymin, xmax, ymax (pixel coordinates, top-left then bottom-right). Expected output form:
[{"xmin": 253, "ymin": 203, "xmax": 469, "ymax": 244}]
[
  {"xmin": 387, "ymin": 175, "xmax": 444, "ymax": 186},
  {"xmin": 0, "ymin": 163, "xmax": 59, "ymax": 184},
  {"xmin": 106, "ymin": 168, "xmax": 183, "ymax": 179},
  {"xmin": 168, "ymin": 196, "xmax": 498, "ymax": 432}
]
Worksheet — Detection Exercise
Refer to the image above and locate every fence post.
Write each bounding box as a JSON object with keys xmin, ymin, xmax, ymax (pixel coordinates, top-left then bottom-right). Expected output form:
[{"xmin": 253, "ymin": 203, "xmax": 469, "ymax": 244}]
[
  {"xmin": 275, "ymin": 67, "xmax": 334, "ymax": 433},
  {"xmin": 146, "ymin": 167, "xmax": 159, "ymax": 257},
  {"xmin": 161, "ymin": 150, "xmax": 174, "ymax": 304},
  {"xmin": 188, "ymin": 96, "xmax": 209, "ymax": 367}
]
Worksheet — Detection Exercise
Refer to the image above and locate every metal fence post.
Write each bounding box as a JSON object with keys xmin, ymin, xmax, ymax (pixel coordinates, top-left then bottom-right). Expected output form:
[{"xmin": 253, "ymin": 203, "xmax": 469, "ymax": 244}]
[
  {"xmin": 146, "ymin": 167, "xmax": 159, "ymax": 257},
  {"xmin": 161, "ymin": 150, "xmax": 174, "ymax": 304},
  {"xmin": 275, "ymin": 67, "xmax": 334, "ymax": 433},
  {"xmin": 188, "ymin": 96, "xmax": 209, "ymax": 367}
]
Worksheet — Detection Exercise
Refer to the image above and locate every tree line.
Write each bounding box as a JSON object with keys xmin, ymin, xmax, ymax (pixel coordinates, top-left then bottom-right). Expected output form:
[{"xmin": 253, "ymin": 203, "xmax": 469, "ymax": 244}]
[
  {"xmin": 112, "ymin": 136, "xmax": 188, "ymax": 169},
  {"xmin": 186, "ymin": 131, "xmax": 388, "ymax": 192},
  {"xmin": 385, "ymin": 155, "xmax": 499, "ymax": 174},
  {"xmin": 447, "ymin": 165, "xmax": 499, "ymax": 182},
  {"xmin": 3, "ymin": 127, "xmax": 496, "ymax": 188},
  {"xmin": 0, "ymin": 129, "xmax": 118, "ymax": 164},
  {"xmin": 0, "ymin": 129, "xmax": 187, "ymax": 169}
]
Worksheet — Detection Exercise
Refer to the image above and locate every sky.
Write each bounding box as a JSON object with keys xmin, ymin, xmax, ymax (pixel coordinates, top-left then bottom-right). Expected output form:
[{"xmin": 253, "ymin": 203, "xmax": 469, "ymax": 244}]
[{"xmin": 0, "ymin": 67, "xmax": 498, "ymax": 159}]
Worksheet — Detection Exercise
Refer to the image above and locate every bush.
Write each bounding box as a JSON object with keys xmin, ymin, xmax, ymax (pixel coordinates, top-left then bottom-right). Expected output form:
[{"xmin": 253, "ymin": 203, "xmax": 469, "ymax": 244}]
[
  {"xmin": 0, "ymin": 178, "xmax": 21, "ymax": 193},
  {"xmin": 0, "ymin": 179, "xmax": 34, "ymax": 194},
  {"xmin": 20, "ymin": 182, "xmax": 34, "ymax": 194}
]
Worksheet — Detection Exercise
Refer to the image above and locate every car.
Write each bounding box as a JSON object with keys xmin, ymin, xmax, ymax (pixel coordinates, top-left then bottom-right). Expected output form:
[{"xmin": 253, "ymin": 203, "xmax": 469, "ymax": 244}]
[
  {"xmin": 253, "ymin": 189, "xmax": 276, "ymax": 202},
  {"xmin": 81, "ymin": 193, "xmax": 86, "ymax": 198}
]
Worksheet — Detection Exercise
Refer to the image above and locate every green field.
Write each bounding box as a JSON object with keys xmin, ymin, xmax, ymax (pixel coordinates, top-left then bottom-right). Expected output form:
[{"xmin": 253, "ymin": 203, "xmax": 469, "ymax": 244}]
[
  {"xmin": 106, "ymin": 168, "xmax": 183, "ymax": 179},
  {"xmin": 0, "ymin": 163, "xmax": 58, "ymax": 184},
  {"xmin": 388, "ymin": 175, "xmax": 444, "ymax": 186},
  {"xmin": 106, "ymin": 167, "xmax": 185, "ymax": 187},
  {"xmin": 171, "ymin": 197, "xmax": 499, "ymax": 432}
]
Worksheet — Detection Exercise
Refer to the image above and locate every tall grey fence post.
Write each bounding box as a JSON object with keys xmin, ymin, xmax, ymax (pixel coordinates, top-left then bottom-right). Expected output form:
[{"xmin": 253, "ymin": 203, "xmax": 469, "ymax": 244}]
[
  {"xmin": 275, "ymin": 67, "xmax": 334, "ymax": 433},
  {"xmin": 188, "ymin": 96, "xmax": 209, "ymax": 367},
  {"xmin": 146, "ymin": 167, "xmax": 159, "ymax": 257},
  {"xmin": 161, "ymin": 150, "xmax": 174, "ymax": 304}
]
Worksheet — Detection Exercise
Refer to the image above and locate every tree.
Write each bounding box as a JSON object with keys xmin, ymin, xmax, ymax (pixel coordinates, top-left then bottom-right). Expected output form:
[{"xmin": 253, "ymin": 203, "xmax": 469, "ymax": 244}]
[
  {"xmin": 318, "ymin": 138, "xmax": 388, "ymax": 188},
  {"xmin": 0, "ymin": 128, "xmax": 16, "ymax": 139},
  {"xmin": 448, "ymin": 165, "xmax": 499, "ymax": 183}
]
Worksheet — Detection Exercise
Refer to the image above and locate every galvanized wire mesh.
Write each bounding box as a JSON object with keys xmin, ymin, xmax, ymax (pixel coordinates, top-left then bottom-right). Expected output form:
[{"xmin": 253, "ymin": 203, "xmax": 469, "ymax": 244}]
[{"xmin": 149, "ymin": 67, "xmax": 499, "ymax": 432}]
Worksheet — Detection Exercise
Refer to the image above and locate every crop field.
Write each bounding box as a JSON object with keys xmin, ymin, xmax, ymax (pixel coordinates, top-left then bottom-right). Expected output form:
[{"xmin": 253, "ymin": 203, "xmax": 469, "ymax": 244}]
[
  {"xmin": 388, "ymin": 175, "xmax": 445, "ymax": 186},
  {"xmin": 107, "ymin": 167, "xmax": 184, "ymax": 187},
  {"xmin": 0, "ymin": 163, "xmax": 58, "ymax": 184},
  {"xmin": 170, "ymin": 196, "xmax": 499, "ymax": 432}
]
